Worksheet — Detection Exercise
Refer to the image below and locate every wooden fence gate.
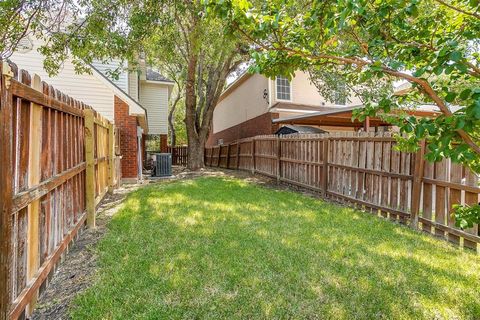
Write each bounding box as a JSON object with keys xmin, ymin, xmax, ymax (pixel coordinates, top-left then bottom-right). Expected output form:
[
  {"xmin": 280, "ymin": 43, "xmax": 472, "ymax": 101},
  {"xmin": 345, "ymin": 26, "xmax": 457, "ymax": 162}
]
[
  {"xmin": 205, "ymin": 133, "xmax": 480, "ymax": 251},
  {"xmin": 0, "ymin": 62, "xmax": 120, "ymax": 319}
]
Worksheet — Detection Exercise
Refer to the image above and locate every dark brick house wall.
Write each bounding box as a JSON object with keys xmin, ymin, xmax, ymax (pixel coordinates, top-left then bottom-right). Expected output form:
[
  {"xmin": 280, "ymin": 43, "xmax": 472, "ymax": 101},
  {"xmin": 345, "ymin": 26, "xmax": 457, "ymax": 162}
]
[{"xmin": 206, "ymin": 112, "xmax": 279, "ymax": 147}]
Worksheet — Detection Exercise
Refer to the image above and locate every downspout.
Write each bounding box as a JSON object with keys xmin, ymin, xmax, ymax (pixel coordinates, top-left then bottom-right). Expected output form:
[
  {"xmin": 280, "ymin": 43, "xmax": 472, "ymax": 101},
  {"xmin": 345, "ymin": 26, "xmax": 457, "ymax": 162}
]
[{"xmin": 137, "ymin": 126, "xmax": 144, "ymax": 182}]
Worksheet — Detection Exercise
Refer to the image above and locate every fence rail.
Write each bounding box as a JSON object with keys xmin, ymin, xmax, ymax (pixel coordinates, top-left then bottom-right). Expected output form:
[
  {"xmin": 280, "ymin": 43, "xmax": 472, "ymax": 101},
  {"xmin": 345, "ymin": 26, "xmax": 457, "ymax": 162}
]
[
  {"xmin": 0, "ymin": 62, "xmax": 119, "ymax": 319},
  {"xmin": 205, "ymin": 133, "xmax": 480, "ymax": 251}
]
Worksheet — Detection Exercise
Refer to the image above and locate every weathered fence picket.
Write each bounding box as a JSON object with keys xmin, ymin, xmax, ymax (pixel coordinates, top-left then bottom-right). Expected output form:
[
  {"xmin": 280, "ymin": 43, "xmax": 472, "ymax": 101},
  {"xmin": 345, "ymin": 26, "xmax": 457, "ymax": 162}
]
[
  {"xmin": 205, "ymin": 133, "xmax": 480, "ymax": 251},
  {"xmin": 167, "ymin": 146, "xmax": 188, "ymax": 166},
  {"xmin": 0, "ymin": 62, "xmax": 120, "ymax": 320}
]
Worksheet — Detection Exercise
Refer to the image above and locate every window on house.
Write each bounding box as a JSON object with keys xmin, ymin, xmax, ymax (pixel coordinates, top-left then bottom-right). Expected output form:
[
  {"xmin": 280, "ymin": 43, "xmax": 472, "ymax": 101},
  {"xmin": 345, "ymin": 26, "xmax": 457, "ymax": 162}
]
[{"xmin": 276, "ymin": 76, "xmax": 291, "ymax": 101}]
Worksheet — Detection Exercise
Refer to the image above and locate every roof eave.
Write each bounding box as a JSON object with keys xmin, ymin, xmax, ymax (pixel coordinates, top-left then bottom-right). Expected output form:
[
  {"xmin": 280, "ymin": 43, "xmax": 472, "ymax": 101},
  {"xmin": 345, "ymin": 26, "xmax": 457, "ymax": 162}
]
[
  {"xmin": 89, "ymin": 64, "xmax": 149, "ymax": 124},
  {"xmin": 142, "ymin": 79, "xmax": 175, "ymax": 86},
  {"xmin": 131, "ymin": 113, "xmax": 148, "ymax": 133}
]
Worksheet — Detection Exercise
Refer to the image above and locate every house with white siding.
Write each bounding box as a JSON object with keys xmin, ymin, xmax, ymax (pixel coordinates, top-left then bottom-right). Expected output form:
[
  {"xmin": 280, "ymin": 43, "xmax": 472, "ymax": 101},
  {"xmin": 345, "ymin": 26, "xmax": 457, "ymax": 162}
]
[{"xmin": 11, "ymin": 36, "xmax": 173, "ymax": 182}]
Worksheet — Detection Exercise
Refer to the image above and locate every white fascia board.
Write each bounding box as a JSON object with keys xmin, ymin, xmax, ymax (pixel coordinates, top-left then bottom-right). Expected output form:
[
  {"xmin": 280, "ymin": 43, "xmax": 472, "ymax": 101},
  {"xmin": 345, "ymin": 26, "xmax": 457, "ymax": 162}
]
[
  {"xmin": 144, "ymin": 79, "xmax": 175, "ymax": 86},
  {"xmin": 274, "ymin": 108, "xmax": 323, "ymax": 114}
]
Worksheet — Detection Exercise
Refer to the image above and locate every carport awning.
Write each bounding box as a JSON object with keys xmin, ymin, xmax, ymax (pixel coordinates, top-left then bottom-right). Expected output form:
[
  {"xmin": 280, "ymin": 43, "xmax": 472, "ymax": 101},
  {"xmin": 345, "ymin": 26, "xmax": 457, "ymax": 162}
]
[
  {"xmin": 273, "ymin": 106, "xmax": 439, "ymax": 127},
  {"xmin": 273, "ymin": 106, "xmax": 387, "ymax": 127}
]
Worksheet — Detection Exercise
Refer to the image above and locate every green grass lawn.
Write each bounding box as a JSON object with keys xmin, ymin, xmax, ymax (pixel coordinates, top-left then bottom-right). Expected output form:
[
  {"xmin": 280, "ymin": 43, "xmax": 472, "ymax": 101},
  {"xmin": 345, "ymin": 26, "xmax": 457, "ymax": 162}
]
[{"xmin": 71, "ymin": 177, "xmax": 480, "ymax": 319}]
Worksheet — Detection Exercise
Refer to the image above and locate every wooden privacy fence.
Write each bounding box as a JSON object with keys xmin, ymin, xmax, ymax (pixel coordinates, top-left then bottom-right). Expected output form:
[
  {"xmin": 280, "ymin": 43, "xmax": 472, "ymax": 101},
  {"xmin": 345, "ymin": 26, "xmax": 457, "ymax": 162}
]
[
  {"xmin": 167, "ymin": 145, "xmax": 188, "ymax": 166},
  {"xmin": 0, "ymin": 62, "xmax": 120, "ymax": 320},
  {"xmin": 205, "ymin": 133, "xmax": 480, "ymax": 251}
]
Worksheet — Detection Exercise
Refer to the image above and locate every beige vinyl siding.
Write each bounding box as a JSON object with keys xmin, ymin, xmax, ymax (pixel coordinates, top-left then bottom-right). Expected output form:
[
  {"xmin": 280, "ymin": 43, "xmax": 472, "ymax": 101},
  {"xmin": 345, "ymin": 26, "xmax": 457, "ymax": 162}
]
[
  {"xmin": 139, "ymin": 82, "xmax": 168, "ymax": 134},
  {"xmin": 91, "ymin": 59, "xmax": 129, "ymax": 93},
  {"xmin": 271, "ymin": 71, "xmax": 362, "ymax": 107},
  {"xmin": 10, "ymin": 38, "xmax": 115, "ymax": 121},
  {"xmin": 213, "ymin": 73, "xmax": 269, "ymax": 133},
  {"xmin": 128, "ymin": 71, "xmax": 139, "ymax": 101}
]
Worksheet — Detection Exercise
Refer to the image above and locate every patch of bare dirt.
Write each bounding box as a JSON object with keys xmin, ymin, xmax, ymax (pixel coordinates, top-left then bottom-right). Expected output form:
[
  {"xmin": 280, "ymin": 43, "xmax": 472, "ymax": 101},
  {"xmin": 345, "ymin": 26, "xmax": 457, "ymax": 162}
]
[{"xmin": 31, "ymin": 184, "xmax": 141, "ymax": 320}]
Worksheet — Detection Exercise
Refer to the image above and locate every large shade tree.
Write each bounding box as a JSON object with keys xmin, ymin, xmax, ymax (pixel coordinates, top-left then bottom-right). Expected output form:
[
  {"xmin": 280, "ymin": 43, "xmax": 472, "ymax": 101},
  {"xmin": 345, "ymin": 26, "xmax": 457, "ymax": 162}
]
[
  {"xmin": 38, "ymin": 0, "xmax": 248, "ymax": 169},
  {"xmin": 209, "ymin": 0, "xmax": 480, "ymax": 227}
]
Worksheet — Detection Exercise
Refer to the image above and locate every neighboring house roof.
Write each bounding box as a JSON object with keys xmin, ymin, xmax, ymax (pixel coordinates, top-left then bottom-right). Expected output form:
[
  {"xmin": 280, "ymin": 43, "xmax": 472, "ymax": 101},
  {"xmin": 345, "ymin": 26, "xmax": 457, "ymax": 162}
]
[
  {"xmin": 276, "ymin": 125, "xmax": 328, "ymax": 135},
  {"xmin": 146, "ymin": 68, "xmax": 173, "ymax": 83},
  {"xmin": 89, "ymin": 64, "xmax": 148, "ymax": 131}
]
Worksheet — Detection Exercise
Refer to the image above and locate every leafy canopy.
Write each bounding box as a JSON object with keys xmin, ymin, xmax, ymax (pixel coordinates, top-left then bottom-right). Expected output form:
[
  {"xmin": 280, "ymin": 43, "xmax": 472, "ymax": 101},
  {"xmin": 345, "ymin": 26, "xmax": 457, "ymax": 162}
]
[{"xmin": 0, "ymin": 0, "xmax": 76, "ymax": 59}]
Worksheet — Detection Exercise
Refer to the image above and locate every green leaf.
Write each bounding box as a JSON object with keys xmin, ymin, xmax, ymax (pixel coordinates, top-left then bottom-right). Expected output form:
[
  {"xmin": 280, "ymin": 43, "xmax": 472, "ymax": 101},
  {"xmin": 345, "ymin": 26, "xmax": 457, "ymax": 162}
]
[
  {"xmin": 455, "ymin": 118, "xmax": 465, "ymax": 129},
  {"xmin": 449, "ymin": 51, "xmax": 462, "ymax": 62},
  {"xmin": 460, "ymin": 88, "xmax": 471, "ymax": 100},
  {"xmin": 455, "ymin": 63, "xmax": 468, "ymax": 73},
  {"xmin": 437, "ymin": 47, "xmax": 449, "ymax": 57},
  {"xmin": 445, "ymin": 92, "xmax": 456, "ymax": 103},
  {"xmin": 413, "ymin": 67, "xmax": 426, "ymax": 77},
  {"xmin": 445, "ymin": 65, "xmax": 455, "ymax": 74},
  {"xmin": 433, "ymin": 65, "xmax": 443, "ymax": 75},
  {"xmin": 415, "ymin": 125, "xmax": 425, "ymax": 137}
]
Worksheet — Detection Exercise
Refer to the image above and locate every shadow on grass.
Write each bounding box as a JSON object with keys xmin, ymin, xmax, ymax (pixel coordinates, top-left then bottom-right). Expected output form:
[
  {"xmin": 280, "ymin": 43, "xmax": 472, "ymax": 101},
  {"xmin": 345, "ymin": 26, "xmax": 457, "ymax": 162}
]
[{"xmin": 71, "ymin": 177, "xmax": 480, "ymax": 320}]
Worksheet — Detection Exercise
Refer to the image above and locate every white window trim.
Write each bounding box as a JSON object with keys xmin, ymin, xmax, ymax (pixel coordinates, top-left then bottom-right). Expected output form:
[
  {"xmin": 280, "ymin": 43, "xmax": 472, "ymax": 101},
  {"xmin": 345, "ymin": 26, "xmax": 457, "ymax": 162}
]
[{"xmin": 275, "ymin": 77, "xmax": 293, "ymax": 102}]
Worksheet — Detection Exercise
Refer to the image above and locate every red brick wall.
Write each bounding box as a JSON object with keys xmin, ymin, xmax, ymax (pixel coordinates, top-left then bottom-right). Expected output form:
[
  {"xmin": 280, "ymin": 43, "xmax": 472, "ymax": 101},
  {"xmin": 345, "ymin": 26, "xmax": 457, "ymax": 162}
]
[
  {"xmin": 160, "ymin": 134, "xmax": 168, "ymax": 153},
  {"xmin": 114, "ymin": 96, "xmax": 139, "ymax": 179},
  {"xmin": 206, "ymin": 112, "xmax": 279, "ymax": 146}
]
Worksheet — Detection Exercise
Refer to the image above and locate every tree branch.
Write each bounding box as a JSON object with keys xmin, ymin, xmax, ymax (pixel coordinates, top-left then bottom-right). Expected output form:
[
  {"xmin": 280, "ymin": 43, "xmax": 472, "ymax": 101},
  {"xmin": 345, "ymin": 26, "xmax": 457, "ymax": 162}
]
[{"xmin": 433, "ymin": 0, "xmax": 480, "ymax": 19}]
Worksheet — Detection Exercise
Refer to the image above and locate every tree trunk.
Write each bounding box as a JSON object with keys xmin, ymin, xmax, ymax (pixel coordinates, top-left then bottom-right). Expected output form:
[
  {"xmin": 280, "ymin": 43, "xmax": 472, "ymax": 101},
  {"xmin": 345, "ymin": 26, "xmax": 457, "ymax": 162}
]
[
  {"xmin": 168, "ymin": 87, "xmax": 182, "ymax": 147},
  {"xmin": 185, "ymin": 46, "xmax": 201, "ymax": 170},
  {"xmin": 168, "ymin": 107, "xmax": 176, "ymax": 146},
  {"xmin": 182, "ymin": 21, "xmax": 243, "ymax": 170},
  {"xmin": 187, "ymin": 136, "xmax": 205, "ymax": 170}
]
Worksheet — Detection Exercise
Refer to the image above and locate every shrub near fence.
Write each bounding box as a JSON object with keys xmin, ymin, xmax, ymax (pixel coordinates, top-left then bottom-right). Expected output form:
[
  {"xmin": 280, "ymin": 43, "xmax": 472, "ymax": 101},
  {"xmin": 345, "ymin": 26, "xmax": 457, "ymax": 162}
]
[
  {"xmin": 205, "ymin": 133, "xmax": 480, "ymax": 251},
  {"xmin": 0, "ymin": 62, "xmax": 120, "ymax": 320}
]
